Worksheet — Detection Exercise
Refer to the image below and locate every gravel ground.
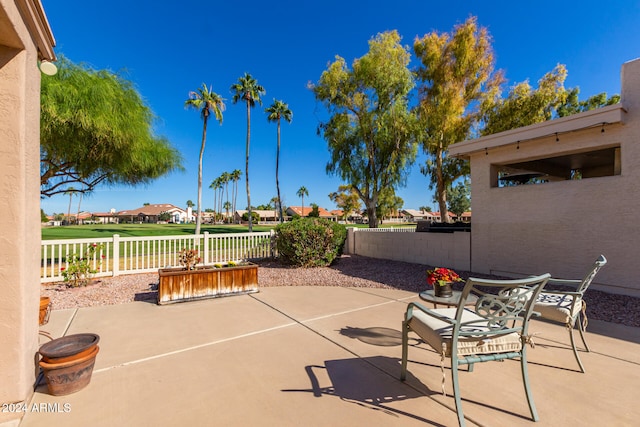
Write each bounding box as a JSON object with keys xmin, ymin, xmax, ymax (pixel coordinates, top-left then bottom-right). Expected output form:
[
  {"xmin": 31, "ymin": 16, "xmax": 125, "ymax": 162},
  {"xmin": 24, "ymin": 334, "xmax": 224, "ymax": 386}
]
[{"xmin": 42, "ymin": 254, "xmax": 640, "ymax": 327}]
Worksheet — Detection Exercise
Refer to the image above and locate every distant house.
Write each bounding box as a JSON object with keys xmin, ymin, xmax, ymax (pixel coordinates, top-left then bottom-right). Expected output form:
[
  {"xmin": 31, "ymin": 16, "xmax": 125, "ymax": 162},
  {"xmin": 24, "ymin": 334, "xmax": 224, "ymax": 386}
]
[
  {"xmin": 234, "ymin": 210, "xmax": 279, "ymax": 224},
  {"xmin": 401, "ymin": 209, "xmax": 434, "ymax": 222},
  {"xmin": 117, "ymin": 204, "xmax": 189, "ymax": 224},
  {"xmin": 456, "ymin": 211, "xmax": 472, "ymax": 223},
  {"xmin": 286, "ymin": 206, "xmax": 336, "ymax": 220},
  {"xmin": 92, "ymin": 212, "xmax": 120, "ymax": 224}
]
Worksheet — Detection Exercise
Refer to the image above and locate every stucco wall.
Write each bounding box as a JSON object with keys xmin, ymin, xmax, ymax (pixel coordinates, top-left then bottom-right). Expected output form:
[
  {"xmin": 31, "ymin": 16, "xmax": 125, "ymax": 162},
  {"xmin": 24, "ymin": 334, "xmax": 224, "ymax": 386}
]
[
  {"xmin": 464, "ymin": 59, "xmax": 640, "ymax": 296},
  {"xmin": 346, "ymin": 228, "xmax": 471, "ymax": 271},
  {"xmin": 0, "ymin": 0, "xmax": 49, "ymax": 423}
]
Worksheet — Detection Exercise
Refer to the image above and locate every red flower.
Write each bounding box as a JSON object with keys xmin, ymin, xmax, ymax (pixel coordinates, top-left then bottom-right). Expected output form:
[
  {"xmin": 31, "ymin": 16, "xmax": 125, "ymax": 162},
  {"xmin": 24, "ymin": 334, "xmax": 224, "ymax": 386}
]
[{"xmin": 427, "ymin": 267, "xmax": 463, "ymax": 286}]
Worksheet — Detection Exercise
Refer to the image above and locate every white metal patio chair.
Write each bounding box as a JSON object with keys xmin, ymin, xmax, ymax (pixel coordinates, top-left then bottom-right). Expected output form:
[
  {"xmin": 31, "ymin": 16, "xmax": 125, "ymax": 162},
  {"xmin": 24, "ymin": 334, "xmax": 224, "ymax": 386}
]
[
  {"xmin": 401, "ymin": 274, "xmax": 550, "ymax": 427},
  {"xmin": 533, "ymin": 255, "xmax": 607, "ymax": 373}
]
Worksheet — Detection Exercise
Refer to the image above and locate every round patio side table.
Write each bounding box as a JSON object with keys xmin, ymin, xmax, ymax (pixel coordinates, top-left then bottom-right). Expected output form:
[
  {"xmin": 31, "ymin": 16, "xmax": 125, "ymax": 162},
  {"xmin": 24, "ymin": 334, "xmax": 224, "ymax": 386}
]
[{"xmin": 418, "ymin": 289, "xmax": 478, "ymax": 308}]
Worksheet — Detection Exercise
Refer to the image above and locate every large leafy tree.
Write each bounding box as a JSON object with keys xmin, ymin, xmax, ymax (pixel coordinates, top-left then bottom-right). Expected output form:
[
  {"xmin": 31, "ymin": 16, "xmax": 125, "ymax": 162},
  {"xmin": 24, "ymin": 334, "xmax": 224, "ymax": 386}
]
[
  {"xmin": 266, "ymin": 99, "xmax": 293, "ymax": 224},
  {"xmin": 414, "ymin": 17, "xmax": 503, "ymax": 223},
  {"xmin": 482, "ymin": 65, "xmax": 568, "ymax": 135},
  {"xmin": 557, "ymin": 89, "xmax": 620, "ymax": 117},
  {"xmin": 231, "ymin": 73, "xmax": 266, "ymax": 232},
  {"xmin": 185, "ymin": 83, "xmax": 225, "ymax": 235},
  {"xmin": 447, "ymin": 179, "xmax": 471, "ymax": 218},
  {"xmin": 376, "ymin": 188, "xmax": 403, "ymax": 223},
  {"xmin": 312, "ymin": 30, "xmax": 418, "ymax": 228},
  {"xmin": 328, "ymin": 185, "xmax": 362, "ymax": 222},
  {"xmin": 40, "ymin": 57, "xmax": 183, "ymax": 198}
]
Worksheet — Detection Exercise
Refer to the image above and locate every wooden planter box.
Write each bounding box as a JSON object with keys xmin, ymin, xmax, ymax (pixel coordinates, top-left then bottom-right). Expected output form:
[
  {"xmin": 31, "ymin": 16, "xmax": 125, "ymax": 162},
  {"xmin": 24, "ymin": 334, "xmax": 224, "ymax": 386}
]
[{"xmin": 157, "ymin": 263, "xmax": 258, "ymax": 305}]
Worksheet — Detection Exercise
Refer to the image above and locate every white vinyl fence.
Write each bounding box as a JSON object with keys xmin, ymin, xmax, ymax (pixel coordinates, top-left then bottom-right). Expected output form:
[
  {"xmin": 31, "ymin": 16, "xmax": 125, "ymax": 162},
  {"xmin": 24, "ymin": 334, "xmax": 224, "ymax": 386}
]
[{"xmin": 41, "ymin": 231, "xmax": 275, "ymax": 283}]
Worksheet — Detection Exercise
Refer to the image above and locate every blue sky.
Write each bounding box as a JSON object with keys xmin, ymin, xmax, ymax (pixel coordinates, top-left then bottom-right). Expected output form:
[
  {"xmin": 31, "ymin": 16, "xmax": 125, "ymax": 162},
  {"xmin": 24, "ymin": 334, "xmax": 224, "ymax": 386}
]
[{"xmin": 40, "ymin": 1, "xmax": 640, "ymax": 215}]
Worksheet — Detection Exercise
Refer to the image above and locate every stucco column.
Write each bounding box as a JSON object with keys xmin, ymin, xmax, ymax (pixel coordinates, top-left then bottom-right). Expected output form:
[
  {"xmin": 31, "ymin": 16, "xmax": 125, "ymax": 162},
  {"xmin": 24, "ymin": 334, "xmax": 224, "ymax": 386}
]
[{"xmin": 0, "ymin": 43, "xmax": 43, "ymax": 426}]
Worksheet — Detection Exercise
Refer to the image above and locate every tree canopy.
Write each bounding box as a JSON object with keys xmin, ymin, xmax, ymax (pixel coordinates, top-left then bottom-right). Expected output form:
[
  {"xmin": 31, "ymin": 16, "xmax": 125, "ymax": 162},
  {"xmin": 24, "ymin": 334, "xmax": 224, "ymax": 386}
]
[
  {"xmin": 40, "ymin": 56, "xmax": 183, "ymax": 197},
  {"xmin": 481, "ymin": 65, "xmax": 568, "ymax": 135},
  {"xmin": 328, "ymin": 185, "xmax": 362, "ymax": 221},
  {"xmin": 414, "ymin": 17, "xmax": 503, "ymax": 223},
  {"xmin": 312, "ymin": 30, "xmax": 418, "ymax": 227},
  {"xmin": 557, "ymin": 89, "xmax": 620, "ymax": 117}
]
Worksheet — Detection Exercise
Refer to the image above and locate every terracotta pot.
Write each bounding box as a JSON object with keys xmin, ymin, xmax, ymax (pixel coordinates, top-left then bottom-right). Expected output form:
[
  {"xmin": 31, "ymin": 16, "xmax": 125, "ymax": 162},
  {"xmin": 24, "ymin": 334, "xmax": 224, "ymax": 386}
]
[
  {"xmin": 434, "ymin": 282, "xmax": 453, "ymax": 298},
  {"xmin": 39, "ymin": 297, "xmax": 51, "ymax": 326},
  {"xmin": 39, "ymin": 333, "xmax": 100, "ymax": 363},
  {"xmin": 39, "ymin": 345, "xmax": 99, "ymax": 396}
]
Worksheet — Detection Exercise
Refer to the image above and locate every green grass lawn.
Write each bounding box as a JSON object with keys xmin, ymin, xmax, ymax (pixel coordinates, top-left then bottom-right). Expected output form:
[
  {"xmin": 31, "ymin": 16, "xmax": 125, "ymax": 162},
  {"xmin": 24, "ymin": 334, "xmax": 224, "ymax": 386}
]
[
  {"xmin": 41, "ymin": 223, "xmax": 275, "ymax": 240},
  {"xmin": 41, "ymin": 222, "xmax": 414, "ymax": 240}
]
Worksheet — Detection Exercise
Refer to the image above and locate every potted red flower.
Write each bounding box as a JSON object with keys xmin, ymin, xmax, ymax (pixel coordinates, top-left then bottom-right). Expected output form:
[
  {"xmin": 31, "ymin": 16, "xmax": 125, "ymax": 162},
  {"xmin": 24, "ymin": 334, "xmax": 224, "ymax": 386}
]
[{"xmin": 427, "ymin": 267, "xmax": 463, "ymax": 297}]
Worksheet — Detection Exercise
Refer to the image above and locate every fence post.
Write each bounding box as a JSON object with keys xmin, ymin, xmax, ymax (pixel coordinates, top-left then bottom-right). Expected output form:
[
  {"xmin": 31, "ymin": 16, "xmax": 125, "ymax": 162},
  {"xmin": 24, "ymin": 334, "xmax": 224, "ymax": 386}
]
[
  {"xmin": 345, "ymin": 227, "xmax": 356, "ymax": 254},
  {"xmin": 112, "ymin": 234, "xmax": 120, "ymax": 277},
  {"xmin": 203, "ymin": 232, "xmax": 209, "ymax": 265},
  {"xmin": 270, "ymin": 229, "xmax": 276, "ymax": 258}
]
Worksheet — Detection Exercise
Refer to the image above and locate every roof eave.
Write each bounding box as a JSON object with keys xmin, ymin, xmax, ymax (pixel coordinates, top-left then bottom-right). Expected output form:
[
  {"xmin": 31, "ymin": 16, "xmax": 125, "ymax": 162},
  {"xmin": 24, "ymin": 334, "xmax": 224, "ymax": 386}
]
[{"xmin": 448, "ymin": 104, "xmax": 627, "ymax": 159}]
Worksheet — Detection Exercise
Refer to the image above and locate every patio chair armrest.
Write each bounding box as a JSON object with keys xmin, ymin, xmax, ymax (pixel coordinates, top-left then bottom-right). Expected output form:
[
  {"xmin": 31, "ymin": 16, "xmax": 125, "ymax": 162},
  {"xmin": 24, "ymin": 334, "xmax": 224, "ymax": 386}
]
[
  {"xmin": 547, "ymin": 278, "xmax": 582, "ymax": 287},
  {"xmin": 406, "ymin": 302, "xmax": 456, "ymax": 324},
  {"xmin": 541, "ymin": 290, "xmax": 582, "ymax": 297}
]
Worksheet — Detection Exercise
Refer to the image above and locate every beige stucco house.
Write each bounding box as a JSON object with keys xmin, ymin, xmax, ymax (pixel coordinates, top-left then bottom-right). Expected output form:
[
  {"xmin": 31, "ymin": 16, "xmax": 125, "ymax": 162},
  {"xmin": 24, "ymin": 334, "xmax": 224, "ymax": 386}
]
[
  {"xmin": 0, "ymin": 0, "xmax": 56, "ymax": 424},
  {"xmin": 448, "ymin": 58, "xmax": 640, "ymax": 297}
]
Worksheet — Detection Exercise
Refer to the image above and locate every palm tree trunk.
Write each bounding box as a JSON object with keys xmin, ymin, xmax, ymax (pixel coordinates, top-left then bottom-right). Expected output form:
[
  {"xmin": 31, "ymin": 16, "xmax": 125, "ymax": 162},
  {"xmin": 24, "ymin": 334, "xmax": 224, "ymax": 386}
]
[
  {"xmin": 196, "ymin": 116, "xmax": 208, "ymax": 235},
  {"xmin": 245, "ymin": 100, "xmax": 252, "ymax": 232},
  {"xmin": 76, "ymin": 191, "xmax": 83, "ymax": 225},
  {"xmin": 67, "ymin": 193, "xmax": 73, "ymax": 225},
  {"xmin": 276, "ymin": 119, "xmax": 283, "ymax": 223},
  {"xmin": 232, "ymin": 179, "xmax": 236, "ymax": 224}
]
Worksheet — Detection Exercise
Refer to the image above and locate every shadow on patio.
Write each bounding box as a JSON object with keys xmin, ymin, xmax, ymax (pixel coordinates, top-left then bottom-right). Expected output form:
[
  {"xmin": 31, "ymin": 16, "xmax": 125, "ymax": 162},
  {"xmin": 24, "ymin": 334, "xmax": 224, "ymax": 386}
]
[{"xmin": 21, "ymin": 286, "xmax": 640, "ymax": 426}]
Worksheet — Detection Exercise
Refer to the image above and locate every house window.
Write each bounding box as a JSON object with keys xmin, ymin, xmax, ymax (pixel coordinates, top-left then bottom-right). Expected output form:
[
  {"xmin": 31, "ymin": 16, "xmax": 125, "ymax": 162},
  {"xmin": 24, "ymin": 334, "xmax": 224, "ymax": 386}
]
[{"xmin": 491, "ymin": 146, "xmax": 621, "ymax": 187}]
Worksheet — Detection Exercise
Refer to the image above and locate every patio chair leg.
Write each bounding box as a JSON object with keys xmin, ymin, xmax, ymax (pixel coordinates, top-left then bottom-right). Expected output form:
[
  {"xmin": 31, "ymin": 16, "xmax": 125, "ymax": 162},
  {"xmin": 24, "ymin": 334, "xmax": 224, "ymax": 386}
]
[
  {"xmin": 400, "ymin": 321, "xmax": 408, "ymax": 381},
  {"xmin": 569, "ymin": 324, "xmax": 586, "ymax": 373},
  {"xmin": 520, "ymin": 348, "xmax": 539, "ymax": 422},
  {"xmin": 577, "ymin": 313, "xmax": 591, "ymax": 352},
  {"xmin": 451, "ymin": 358, "xmax": 466, "ymax": 427}
]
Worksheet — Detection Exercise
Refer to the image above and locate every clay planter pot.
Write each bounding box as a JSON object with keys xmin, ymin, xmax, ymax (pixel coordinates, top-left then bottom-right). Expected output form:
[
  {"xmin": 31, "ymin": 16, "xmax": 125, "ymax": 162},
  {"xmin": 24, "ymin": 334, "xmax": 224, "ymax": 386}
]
[
  {"xmin": 38, "ymin": 333, "xmax": 100, "ymax": 396},
  {"xmin": 39, "ymin": 297, "xmax": 51, "ymax": 326},
  {"xmin": 433, "ymin": 282, "xmax": 454, "ymax": 298}
]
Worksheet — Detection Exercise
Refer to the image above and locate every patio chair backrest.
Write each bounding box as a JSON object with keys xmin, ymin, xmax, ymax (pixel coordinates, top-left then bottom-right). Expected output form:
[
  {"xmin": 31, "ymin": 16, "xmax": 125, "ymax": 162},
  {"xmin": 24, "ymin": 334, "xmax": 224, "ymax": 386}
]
[
  {"xmin": 576, "ymin": 255, "xmax": 607, "ymax": 294},
  {"xmin": 455, "ymin": 274, "xmax": 550, "ymax": 337}
]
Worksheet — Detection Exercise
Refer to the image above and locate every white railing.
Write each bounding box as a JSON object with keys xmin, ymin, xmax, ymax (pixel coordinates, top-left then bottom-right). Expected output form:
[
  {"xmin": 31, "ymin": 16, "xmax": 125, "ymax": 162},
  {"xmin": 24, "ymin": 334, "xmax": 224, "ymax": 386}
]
[{"xmin": 41, "ymin": 231, "xmax": 275, "ymax": 283}]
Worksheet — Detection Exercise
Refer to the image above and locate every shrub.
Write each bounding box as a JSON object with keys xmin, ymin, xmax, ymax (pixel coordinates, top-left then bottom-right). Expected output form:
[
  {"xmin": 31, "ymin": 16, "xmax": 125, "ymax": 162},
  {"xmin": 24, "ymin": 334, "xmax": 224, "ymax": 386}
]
[
  {"xmin": 242, "ymin": 211, "xmax": 260, "ymax": 223},
  {"xmin": 275, "ymin": 217, "xmax": 347, "ymax": 267}
]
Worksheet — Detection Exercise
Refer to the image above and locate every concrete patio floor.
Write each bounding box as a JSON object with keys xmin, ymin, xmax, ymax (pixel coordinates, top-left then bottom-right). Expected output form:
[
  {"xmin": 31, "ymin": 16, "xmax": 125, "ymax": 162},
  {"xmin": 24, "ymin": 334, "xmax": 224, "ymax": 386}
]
[{"xmin": 20, "ymin": 286, "xmax": 640, "ymax": 426}]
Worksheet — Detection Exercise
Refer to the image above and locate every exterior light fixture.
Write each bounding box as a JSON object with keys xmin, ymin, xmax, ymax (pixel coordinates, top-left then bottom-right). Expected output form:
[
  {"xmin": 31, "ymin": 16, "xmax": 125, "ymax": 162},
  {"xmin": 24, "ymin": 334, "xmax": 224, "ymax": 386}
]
[{"xmin": 39, "ymin": 60, "xmax": 57, "ymax": 76}]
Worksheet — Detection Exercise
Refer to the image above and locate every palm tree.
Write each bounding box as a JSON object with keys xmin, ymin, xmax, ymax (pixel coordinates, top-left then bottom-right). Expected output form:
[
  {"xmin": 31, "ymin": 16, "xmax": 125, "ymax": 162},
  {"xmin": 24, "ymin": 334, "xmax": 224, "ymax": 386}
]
[
  {"xmin": 266, "ymin": 99, "xmax": 293, "ymax": 224},
  {"xmin": 209, "ymin": 178, "xmax": 222, "ymax": 222},
  {"xmin": 297, "ymin": 186, "xmax": 309, "ymax": 217},
  {"xmin": 269, "ymin": 196, "xmax": 281, "ymax": 222},
  {"xmin": 221, "ymin": 171, "xmax": 231, "ymax": 215},
  {"xmin": 223, "ymin": 201, "xmax": 232, "ymax": 224},
  {"xmin": 185, "ymin": 83, "xmax": 225, "ymax": 235},
  {"xmin": 64, "ymin": 187, "xmax": 76, "ymax": 225},
  {"xmin": 230, "ymin": 169, "xmax": 242, "ymax": 223},
  {"xmin": 231, "ymin": 73, "xmax": 265, "ymax": 232},
  {"xmin": 76, "ymin": 187, "xmax": 84, "ymax": 225}
]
